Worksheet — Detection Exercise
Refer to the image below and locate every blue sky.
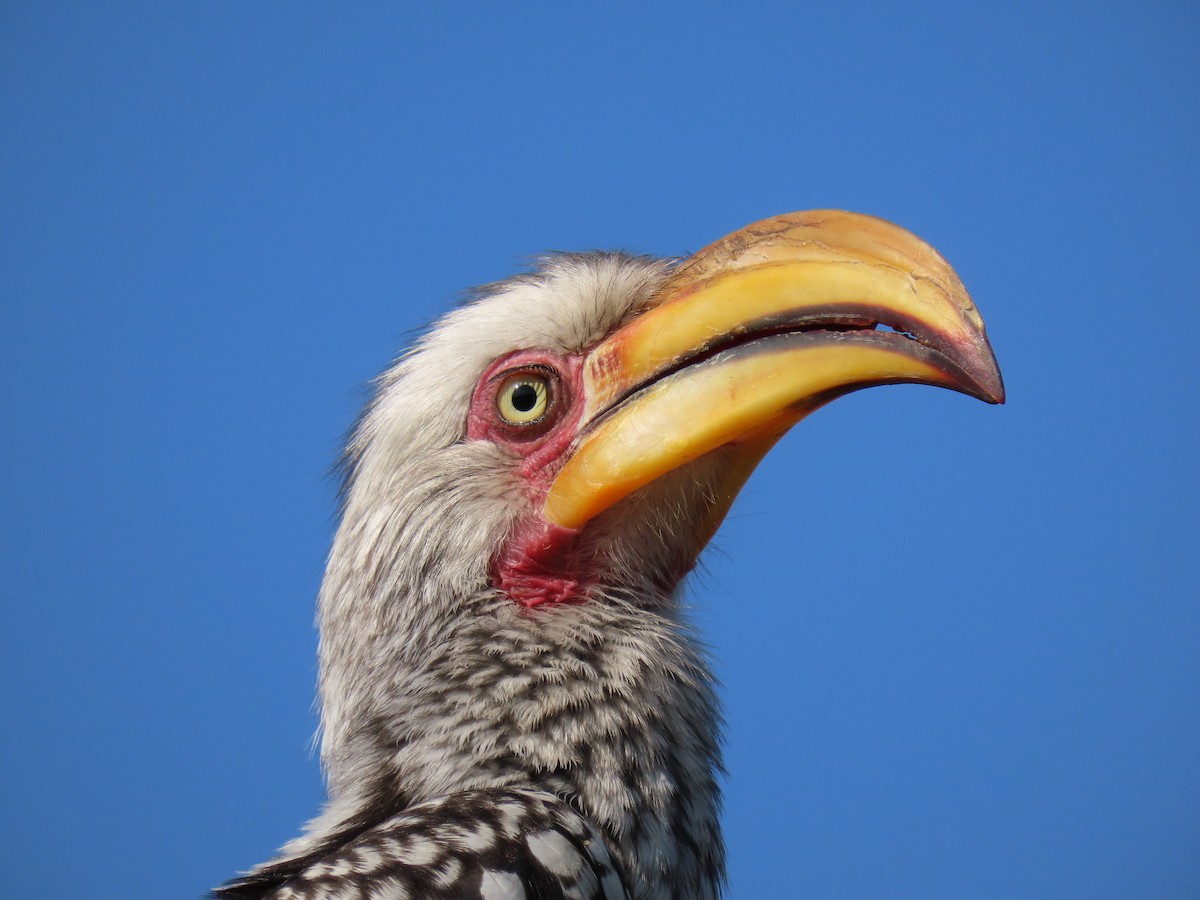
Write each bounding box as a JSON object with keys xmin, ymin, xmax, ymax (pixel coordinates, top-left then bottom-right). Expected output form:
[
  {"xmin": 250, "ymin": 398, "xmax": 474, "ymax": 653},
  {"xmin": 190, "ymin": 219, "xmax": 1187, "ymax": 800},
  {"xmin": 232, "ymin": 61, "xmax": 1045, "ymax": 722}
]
[{"xmin": 3, "ymin": 3, "xmax": 1197, "ymax": 898}]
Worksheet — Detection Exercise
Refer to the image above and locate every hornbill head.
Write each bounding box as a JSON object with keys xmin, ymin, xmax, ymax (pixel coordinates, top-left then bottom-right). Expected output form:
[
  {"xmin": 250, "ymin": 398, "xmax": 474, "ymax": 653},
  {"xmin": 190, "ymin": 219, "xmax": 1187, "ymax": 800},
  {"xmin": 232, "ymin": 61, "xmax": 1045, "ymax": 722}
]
[{"xmin": 224, "ymin": 211, "xmax": 1002, "ymax": 899}]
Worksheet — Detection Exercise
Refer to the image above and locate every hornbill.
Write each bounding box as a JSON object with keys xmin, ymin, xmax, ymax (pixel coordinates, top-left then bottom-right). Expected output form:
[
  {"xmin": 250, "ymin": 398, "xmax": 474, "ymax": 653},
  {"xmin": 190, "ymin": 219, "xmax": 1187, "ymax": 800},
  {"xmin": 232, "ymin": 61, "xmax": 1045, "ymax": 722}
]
[{"xmin": 216, "ymin": 211, "xmax": 1004, "ymax": 900}]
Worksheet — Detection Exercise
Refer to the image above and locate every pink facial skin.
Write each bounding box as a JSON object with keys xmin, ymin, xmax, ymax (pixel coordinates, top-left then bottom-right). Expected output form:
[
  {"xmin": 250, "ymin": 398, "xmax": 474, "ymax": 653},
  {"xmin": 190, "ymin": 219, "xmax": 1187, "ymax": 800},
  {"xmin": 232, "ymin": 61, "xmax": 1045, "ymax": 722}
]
[{"xmin": 466, "ymin": 350, "xmax": 592, "ymax": 607}]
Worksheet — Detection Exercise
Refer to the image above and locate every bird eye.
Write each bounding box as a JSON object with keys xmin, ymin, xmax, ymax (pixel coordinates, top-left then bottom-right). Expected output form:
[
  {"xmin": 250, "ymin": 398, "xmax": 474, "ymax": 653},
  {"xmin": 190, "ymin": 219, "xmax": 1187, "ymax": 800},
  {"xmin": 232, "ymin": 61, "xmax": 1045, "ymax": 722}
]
[{"xmin": 496, "ymin": 372, "xmax": 550, "ymax": 425}]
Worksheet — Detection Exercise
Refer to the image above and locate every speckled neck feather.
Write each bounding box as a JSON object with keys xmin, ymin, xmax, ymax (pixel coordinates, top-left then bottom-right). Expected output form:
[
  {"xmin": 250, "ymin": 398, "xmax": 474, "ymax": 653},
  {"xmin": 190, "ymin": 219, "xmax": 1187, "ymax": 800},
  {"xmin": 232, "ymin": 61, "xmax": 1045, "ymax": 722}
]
[{"xmin": 218, "ymin": 254, "xmax": 731, "ymax": 899}]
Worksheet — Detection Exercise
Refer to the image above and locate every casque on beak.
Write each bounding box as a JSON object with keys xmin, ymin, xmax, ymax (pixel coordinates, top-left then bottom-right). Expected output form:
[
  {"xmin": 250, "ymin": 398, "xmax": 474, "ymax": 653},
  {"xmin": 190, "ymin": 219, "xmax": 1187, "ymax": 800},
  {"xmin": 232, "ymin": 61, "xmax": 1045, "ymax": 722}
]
[{"xmin": 543, "ymin": 210, "xmax": 1004, "ymax": 536}]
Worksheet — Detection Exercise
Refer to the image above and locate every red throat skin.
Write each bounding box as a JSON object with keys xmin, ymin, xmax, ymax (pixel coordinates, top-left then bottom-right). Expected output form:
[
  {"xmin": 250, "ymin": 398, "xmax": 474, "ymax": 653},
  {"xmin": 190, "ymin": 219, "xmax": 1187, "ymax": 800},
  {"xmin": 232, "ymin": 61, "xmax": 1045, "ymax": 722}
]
[{"xmin": 493, "ymin": 518, "xmax": 589, "ymax": 607}]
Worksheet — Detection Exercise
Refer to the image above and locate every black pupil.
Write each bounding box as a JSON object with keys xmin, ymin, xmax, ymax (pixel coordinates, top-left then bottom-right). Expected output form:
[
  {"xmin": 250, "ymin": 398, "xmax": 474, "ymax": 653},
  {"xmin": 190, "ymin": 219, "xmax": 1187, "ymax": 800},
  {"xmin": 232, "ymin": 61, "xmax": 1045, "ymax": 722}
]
[{"xmin": 511, "ymin": 383, "xmax": 539, "ymax": 413}]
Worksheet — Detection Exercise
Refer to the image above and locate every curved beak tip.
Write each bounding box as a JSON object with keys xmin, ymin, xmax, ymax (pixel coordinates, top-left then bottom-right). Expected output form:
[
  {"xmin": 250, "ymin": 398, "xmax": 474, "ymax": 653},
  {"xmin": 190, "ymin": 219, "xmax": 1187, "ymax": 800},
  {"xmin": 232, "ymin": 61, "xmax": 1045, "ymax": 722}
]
[{"xmin": 545, "ymin": 210, "xmax": 1005, "ymax": 531}]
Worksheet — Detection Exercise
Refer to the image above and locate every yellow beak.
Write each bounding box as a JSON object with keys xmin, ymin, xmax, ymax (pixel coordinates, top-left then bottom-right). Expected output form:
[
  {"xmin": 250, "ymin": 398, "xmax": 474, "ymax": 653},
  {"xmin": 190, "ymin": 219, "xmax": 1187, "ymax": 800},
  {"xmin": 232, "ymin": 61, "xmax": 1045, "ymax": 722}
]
[{"xmin": 543, "ymin": 210, "xmax": 1004, "ymax": 533}]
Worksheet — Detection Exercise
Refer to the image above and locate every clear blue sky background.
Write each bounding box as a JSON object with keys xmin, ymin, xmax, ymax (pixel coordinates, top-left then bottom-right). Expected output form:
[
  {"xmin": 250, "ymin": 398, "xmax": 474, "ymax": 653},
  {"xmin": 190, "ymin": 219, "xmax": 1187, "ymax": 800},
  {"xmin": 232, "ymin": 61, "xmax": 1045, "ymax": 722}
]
[{"xmin": 3, "ymin": 3, "xmax": 1197, "ymax": 898}]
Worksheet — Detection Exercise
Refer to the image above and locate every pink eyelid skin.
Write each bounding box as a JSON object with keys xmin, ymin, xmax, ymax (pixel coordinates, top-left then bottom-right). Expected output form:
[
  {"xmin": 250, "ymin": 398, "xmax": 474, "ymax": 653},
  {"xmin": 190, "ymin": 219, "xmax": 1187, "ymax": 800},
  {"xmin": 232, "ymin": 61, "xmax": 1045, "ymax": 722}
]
[{"xmin": 466, "ymin": 350, "xmax": 587, "ymax": 483}]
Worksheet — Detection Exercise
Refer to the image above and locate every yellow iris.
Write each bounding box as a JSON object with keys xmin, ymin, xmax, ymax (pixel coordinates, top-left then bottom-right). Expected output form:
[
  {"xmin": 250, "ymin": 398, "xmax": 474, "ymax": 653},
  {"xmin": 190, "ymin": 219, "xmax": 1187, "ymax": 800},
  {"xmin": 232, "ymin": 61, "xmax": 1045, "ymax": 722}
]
[{"xmin": 497, "ymin": 373, "xmax": 549, "ymax": 425}]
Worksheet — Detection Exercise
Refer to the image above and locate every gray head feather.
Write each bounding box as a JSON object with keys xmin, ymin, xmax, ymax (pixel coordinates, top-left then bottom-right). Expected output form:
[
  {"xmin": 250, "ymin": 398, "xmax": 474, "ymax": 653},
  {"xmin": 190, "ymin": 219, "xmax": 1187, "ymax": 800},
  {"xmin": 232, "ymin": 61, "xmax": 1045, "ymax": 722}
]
[{"xmin": 270, "ymin": 254, "xmax": 728, "ymax": 899}]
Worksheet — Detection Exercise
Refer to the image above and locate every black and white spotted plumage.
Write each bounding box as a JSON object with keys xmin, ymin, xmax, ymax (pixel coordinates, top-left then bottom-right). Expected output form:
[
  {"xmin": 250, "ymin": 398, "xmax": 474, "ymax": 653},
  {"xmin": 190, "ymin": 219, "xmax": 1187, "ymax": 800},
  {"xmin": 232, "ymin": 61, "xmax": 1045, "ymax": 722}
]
[
  {"xmin": 218, "ymin": 789, "xmax": 626, "ymax": 899},
  {"xmin": 217, "ymin": 255, "xmax": 728, "ymax": 900}
]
